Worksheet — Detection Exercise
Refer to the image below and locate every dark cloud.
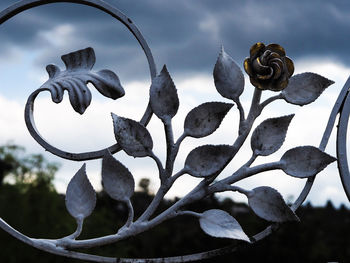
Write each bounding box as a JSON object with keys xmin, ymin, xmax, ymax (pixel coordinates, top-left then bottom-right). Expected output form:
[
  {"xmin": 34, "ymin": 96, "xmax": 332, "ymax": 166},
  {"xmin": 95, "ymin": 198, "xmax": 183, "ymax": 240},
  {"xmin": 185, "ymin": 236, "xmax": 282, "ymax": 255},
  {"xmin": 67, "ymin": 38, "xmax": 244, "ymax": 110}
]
[{"xmin": 0, "ymin": 0, "xmax": 350, "ymax": 82}]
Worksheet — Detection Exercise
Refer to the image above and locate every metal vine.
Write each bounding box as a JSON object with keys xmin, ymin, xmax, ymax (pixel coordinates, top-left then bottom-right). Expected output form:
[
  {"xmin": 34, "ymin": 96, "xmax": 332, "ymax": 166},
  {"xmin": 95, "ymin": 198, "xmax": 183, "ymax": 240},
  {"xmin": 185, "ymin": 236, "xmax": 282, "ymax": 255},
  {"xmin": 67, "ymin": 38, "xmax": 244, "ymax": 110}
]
[{"xmin": 1, "ymin": 1, "xmax": 350, "ymax": 263}]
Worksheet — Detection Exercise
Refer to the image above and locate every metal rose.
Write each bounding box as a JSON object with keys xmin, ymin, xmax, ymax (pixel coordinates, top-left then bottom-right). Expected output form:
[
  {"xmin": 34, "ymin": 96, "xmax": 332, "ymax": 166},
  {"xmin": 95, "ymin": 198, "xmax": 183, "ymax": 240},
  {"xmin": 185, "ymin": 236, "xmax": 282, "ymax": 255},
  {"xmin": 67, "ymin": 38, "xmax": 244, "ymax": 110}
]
[{"xmin": 244, "ymin": 42, "xmax": 294, "ymax": 91}]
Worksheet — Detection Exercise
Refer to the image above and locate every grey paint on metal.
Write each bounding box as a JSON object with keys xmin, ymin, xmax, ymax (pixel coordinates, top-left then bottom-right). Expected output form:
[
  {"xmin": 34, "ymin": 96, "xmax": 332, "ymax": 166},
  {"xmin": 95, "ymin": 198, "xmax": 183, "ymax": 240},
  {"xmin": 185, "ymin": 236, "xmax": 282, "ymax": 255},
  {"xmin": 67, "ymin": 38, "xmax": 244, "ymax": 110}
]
[
  {"xmin": 1, "ymin": 0, "xmax": 156, "ymax": 161},
  {"xmin": 0, "ymin": 0, "xmax": 349, "ymax": 263},
  {"xmin": 248, "ymin": 186, "xmax": 299, "ymax": 222},
  {"xmin": 199, "ymin": 209, "xmax": 250, "ymax": 242},
  {"xmin": 291, "ymin": 76, "xmax": 350, "ymax": 211},
  {"xmin": 184, "ymin": 102, "xmax": 233, "ymax": 138},
  {"xmin": 337, "ymin": 86, "xmax": 350, "ymax": 200}
]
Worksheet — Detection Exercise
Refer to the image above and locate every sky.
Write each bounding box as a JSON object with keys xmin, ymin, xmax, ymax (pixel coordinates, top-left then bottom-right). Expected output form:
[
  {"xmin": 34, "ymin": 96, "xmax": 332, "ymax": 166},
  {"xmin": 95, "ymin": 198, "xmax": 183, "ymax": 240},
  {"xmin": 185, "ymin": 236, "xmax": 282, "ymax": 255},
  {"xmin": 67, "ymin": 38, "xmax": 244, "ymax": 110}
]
[{"xmin": 0, "ymin": 0, "xmax": 350, "ymax": 207}]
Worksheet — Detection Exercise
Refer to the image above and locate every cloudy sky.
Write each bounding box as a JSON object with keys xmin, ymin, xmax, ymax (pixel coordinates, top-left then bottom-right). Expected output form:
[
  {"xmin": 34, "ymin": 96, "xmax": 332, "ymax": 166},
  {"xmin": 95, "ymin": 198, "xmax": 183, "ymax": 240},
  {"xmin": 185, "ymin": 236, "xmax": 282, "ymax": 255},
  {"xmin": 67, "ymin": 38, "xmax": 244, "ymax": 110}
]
[{"xmin": 0, "ymin": 0, "xmax": 350, "ymax": 207}]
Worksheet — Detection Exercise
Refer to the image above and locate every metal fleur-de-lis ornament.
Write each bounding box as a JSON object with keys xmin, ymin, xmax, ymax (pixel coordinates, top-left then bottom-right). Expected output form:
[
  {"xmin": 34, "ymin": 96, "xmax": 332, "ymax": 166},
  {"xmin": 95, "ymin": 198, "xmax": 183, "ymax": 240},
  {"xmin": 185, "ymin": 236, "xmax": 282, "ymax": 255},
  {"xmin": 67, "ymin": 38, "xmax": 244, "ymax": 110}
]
[
  {"xmin": 43, "ymin": 47, "xmax": 125, "ymax": 114},
  {"xmin": 2, "ymin": 1, "xmax": 350, "ymax": 263}
]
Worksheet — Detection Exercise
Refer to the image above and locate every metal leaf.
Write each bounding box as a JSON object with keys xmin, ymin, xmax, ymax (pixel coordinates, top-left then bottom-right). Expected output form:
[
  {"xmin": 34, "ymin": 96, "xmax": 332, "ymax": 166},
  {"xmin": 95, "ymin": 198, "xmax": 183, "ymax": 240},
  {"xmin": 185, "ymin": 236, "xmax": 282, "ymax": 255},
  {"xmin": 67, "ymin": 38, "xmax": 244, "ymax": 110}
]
[
  {"xmin": 251, "ymin": 114, "xmax": 294, "ymax": 156},
  {"xmin": 102, "ymin": 151, "xmax": 135, "ymax": 202},
  {"xmin": 213, "ymin": 46, "xmax": 244, "ymax": 101},
  {"xmin": 42, "ymin": 47, "xmax": 125, "ymax": 114},
  {"xmin": 185, "ymin": 145, "xmax": 233, "ymax": 177},
  {"xmin": 150, "ymin": 65, "xmax": 179, "ymax": 121},
  {"xmin": 282, "ymin": 73, "xmax": 334, "ymax": 106},
  {"xmin": 199, "ymin": 209, "xmax": 250, "ymax": 242},
  {"xmin": 112, "ymin": 113, "xmax": 153, "ymax": 157},
  {"xmin": 248, "ymin": 186, "xmax": 299, "ymax": 222},
  {"xmin": 65, "ymin": 164, "xmax": 96, "ymax": 220},
  {"xmin": 281, "ymin": 146, "xmax": 336, "ymax": 178},
  {"xmin": 184, "ymin": 102, "xmax": 234, "ymax": 138}
]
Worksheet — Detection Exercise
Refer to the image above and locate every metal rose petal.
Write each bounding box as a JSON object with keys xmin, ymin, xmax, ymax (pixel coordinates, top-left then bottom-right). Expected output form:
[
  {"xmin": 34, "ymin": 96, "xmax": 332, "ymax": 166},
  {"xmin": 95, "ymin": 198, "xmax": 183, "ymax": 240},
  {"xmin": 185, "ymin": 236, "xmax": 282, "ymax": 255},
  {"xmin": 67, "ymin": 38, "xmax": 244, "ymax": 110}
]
[
  {"xmin": 250, "ymin": 42, "xmax": 265, "ymax": 58},
  {"xmin": 244, "ymin": 58, "xmax": 253, "ymax": 76},
  {"xmin": 285, "ymin": 56, "xmax": 294, "ymax": 76},
  {"xmin": 257, "ymin": 70, "xmax": 273, "ymax": 80},
  {"xmin": 271, "ymin": 62, "xmax": 282, "ymax": 79},
  {"xmin": 266, "ymin": 43, "xmax": 286, "ymax": 57},
  {"xmin": 253, "ymin": 57, "xmax": 271, "ymax": 75},
  {"xmin": 279, "ymin": 79, "xmax": 289, "ymax": 90},
  {"xmin": 249, "ymin": 75, "xmax": 260, "ymax": 88}
]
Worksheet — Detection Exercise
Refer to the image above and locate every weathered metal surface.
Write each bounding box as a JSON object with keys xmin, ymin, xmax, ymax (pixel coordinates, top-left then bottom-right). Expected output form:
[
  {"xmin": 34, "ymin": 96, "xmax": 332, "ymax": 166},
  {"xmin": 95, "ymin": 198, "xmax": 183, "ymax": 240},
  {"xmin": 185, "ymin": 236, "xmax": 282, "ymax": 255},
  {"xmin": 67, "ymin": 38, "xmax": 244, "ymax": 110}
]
[
  {"xmin": 112, "ymin": 114, "xmax": 153, "ymax": 158},
  {"xmin": 280, "ymin": 146, "xmax": 336, "ymax": 178},
  {"xmin": 43, "ymin": 47, "xmax": 125, "ymax": 114},
  {"xmin": 199, "ymin": 209, "xmax": 250, "ymax": 242},
  {"xmin": 1, "ymin": 0, "xmax": 157, "ymax": 161},
  {"xmin": 291, "ymin": 76, "xmax": 350, "ymax": 211},
  {"xmin": 184, "ymin": 145, "xmax": 233, "ymax": 178},
  {"xmin": 66, "ymin": 164, "xmax": 96, "ymax": 220},
  {"xmin": 251, "ymin": 115, "xmax": 294, "ymax": 156},
  {"xmin": 282, "ymin": 72, "xmax": 334, "ymax": 106},
  {"xmin": 0, "ymin": 1, "xmax": 350, "ymax": 263},
  {"xmin": 150, "ymin": 65, "xmax": 179, "ymax": 122},
  {"xmin": 184, "ymin": 102, "xmax": 233, "ymax": 138},
  {"xmin": 244, "ymin": 42, "xmax": 294, "ymax": 91},
  {"xmin": 214, "ymin": 46, "xmax": 244, "ymax": 102},
  {"xmin": 337, "ymin": 87, "xmax": 350, "ymax": 200},
  {"xmin": 248, "ymin": 186, "xmax": 299, "ymax": 222},
  {"xmin": 102, "ymin": 151, "xmax": 135, "ymax": 202}
]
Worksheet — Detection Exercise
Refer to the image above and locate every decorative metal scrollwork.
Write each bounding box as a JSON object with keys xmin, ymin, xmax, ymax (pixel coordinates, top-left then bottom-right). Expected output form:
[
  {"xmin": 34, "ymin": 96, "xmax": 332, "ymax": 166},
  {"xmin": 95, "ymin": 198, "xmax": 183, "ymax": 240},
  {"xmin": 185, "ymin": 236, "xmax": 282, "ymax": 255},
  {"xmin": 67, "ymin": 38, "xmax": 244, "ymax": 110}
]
[
  {"xmin": 1, "ymin": 0, "xmax": 157, "ymax": 162},
  {"xmin": 0, "ymin": 1, "xmax": 350, "ymax": 263}
]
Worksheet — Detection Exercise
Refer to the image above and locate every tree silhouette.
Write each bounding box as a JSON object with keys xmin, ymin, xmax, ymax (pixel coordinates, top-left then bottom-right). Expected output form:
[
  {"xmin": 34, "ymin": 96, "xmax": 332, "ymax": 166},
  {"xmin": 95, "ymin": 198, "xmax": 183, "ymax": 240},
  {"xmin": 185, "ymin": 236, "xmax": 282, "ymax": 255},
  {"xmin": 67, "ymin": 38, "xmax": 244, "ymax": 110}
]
[{"xmin": 0, "ymin": 144, "xmax": 350, "ymax": 262}]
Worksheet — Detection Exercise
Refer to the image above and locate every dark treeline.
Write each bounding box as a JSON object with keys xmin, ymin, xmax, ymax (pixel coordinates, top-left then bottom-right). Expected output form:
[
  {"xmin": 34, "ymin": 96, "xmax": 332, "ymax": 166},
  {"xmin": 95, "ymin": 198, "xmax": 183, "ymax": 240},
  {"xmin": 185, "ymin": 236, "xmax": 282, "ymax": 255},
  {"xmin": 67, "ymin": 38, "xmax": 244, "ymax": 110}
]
[{"xmin": 0, "ymin": 144, "xmax": 350, "ymax": 262}]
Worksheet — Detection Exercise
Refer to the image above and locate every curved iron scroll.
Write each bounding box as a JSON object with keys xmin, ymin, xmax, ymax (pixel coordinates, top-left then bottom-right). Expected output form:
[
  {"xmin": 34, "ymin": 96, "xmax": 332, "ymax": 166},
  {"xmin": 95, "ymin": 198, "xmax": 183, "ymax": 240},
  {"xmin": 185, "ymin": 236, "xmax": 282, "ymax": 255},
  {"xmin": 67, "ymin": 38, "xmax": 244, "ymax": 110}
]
[
  {"xmin": 0, "ymin": 0, "xmax": 157, "ymax": 161},
  {"xmin": 337, "ymin": 77, "xmax": 350, "ymax": 201},
  {"xmin": 0, "ymin": 0, "xmax": 350, "ymax": 263}
]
